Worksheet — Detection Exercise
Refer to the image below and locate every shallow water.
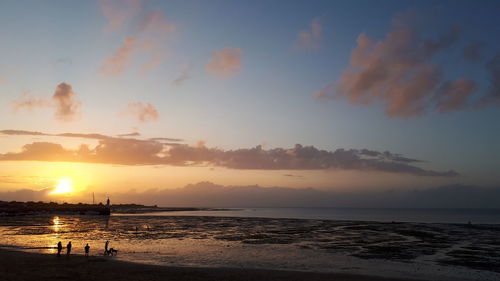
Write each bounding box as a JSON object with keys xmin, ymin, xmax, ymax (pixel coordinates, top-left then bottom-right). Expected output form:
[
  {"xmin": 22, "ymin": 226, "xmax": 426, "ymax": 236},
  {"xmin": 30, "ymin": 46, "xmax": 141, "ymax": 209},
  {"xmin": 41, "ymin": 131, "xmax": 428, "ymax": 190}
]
[
  {"xmin": 1, "ymin": 214, "xmax": 500, "ymax": 281},
  {"xmin": 125, "ymin": 207, "xmax": 500, "ymax": 224}
]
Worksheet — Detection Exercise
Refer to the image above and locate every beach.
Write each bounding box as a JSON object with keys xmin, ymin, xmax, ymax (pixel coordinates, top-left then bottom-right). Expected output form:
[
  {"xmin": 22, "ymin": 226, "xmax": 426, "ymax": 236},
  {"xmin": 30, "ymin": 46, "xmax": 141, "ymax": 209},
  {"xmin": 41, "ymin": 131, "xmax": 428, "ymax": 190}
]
[
  {"xmin": 1, "ymin": 213, "xmax": 500, "ymax": 281},
  {"xmin": 1, "ymin": 0, "xmax": 499, "ymax": 280},
  {"xmin": 0, "ymin": 248, "xmax": 426, "ymax": 281}
]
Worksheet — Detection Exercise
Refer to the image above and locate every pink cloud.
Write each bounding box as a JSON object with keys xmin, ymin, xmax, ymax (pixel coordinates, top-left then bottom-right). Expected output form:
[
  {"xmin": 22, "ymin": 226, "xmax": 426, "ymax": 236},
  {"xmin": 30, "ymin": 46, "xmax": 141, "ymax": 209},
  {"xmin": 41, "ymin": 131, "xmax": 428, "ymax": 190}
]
[
  {"xmin": 436, "ymin": 78, "xmax": 476, "ymax": 112},
  {"xmin": 296, "ymin": 18, "xmax": 322, "ymax": 50},
  {"xmin": 99, "ymin": 2, "xmax": 175, "ymax": 76},
  {"xmin": 0, "ymin": 132, "xmax": 458, "ymax": 177},
  {"xmin": 52, "ymin": 83, "xmax": 81, "ymax": 122},
  {"xmin": 125, "ymin": 102, "xmax": 159, "ymax": 122},
  {"xmin": 100, "ymin": 37, "xmax": 139, "ymax": 76},
  {"xmin": 206, "ymin": 47, "xmax": 242, "ymax": 78},
  {"xmin": 12, "ymin": 92, "xmax": 50, "ymax": 111},
  {"xmin": 12, "ymin": 83, "xmax": 81, "ymax": 122},
  {"xmin": 318, "ymin": 13, "xmax": 472, "ymax": 118}
]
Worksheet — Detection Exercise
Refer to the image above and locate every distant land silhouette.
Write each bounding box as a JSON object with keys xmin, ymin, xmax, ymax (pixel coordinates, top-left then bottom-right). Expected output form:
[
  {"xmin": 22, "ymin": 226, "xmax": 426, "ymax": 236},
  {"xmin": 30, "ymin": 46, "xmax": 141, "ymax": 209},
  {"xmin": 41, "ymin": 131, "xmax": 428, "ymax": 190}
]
[{"xmin": 0, "ymin": 201, "xmax": 217, "ymax": 216}]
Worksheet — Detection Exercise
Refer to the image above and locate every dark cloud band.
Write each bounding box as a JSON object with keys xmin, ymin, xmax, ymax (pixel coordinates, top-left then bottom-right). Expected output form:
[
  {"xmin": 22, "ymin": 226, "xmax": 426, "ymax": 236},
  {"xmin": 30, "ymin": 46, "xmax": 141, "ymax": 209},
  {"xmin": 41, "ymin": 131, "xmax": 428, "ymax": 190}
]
[{"xmin": 0, "ymin": 130, "xmax": 457, "ymax": 177}]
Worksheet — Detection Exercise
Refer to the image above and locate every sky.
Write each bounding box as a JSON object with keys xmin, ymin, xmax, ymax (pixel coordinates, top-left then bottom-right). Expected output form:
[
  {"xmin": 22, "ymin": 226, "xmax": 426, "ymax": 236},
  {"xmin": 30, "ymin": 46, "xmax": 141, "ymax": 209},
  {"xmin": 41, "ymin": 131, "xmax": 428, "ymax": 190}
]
[{"xmin": 0, "ymin": 0, "xmax": 499, "ymax": 206}]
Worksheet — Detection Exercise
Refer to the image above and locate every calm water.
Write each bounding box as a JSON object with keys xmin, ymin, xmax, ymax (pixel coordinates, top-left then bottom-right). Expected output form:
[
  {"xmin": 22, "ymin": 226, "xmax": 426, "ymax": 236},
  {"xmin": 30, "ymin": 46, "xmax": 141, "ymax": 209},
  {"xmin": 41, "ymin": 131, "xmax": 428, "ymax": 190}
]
[
  {"xmin": 1, "ymin": 209, "xmax": 500, "ymax": 280},
  {"xmin": 127, "ymin": 207, "xmax": 500, "ymax": 224}
]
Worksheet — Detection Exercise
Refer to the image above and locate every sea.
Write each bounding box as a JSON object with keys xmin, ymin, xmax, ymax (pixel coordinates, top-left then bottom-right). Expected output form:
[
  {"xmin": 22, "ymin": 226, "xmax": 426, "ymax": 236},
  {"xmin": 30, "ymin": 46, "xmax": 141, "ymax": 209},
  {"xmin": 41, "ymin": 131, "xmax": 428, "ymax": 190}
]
[
  {"xmin": 1, "ymin": 207, "xmax": 500, "ymax": 281},
  {"xmin": 124, "ymin": 207, "xmax": 500, "ymax": 224}
]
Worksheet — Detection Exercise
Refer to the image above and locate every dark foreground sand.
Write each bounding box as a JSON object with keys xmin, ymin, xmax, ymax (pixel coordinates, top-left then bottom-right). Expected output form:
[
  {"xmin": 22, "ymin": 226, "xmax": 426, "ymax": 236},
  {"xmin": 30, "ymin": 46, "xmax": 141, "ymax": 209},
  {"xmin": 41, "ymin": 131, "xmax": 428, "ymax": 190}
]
[{"xmin": 0, "ymin": 249, "xmax": 423, "ymax": 281}]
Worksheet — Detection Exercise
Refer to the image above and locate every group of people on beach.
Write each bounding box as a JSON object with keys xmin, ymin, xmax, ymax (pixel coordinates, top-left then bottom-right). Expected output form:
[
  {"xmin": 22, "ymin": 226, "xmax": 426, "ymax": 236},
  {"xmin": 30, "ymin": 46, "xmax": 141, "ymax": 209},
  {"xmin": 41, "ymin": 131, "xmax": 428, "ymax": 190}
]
[
  {"xmin": 56, "ymin": 241, "xmax": 72, "ymax": 257},
  {"xmin": 56, "ymin": 240, "xmax": 116, "ymax": 257}
]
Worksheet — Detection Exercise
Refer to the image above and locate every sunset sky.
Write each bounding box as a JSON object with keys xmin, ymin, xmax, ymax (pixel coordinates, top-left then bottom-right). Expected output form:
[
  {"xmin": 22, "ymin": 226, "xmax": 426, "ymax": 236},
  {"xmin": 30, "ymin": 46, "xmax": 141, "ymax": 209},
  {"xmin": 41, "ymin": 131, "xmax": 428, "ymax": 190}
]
[{"xmin": 1, "ymin": 0, "xmax": 499, "ymax": 205}]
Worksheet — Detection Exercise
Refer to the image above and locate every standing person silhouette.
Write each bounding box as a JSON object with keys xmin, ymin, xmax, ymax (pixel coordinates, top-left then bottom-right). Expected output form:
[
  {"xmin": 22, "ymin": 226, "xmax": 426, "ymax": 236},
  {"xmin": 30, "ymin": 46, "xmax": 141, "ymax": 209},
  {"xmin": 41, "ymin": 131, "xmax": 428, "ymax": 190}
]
[
  {"xmin": 104, "ymin": 240, "xmax": 109, "ymax": 255},
  {"xmin": 66, "ymin": 241, "xmax": 72, "ymax": 256},
  {"xmin": 57, "ymin": 241, "xmax": 63, "ymax": 257},
  {"xmin": 84, "ymin": 243, "xmax": 90, "ymax": 256}
]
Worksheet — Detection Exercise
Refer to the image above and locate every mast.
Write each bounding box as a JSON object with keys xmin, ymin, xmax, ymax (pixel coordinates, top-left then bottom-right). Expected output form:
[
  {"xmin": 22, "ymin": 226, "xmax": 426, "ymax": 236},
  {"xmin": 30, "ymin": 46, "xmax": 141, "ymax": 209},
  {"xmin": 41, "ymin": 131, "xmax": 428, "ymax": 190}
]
[{"xmin": 93, "ymin": 192, "xmax": 95, "ymax": 205}]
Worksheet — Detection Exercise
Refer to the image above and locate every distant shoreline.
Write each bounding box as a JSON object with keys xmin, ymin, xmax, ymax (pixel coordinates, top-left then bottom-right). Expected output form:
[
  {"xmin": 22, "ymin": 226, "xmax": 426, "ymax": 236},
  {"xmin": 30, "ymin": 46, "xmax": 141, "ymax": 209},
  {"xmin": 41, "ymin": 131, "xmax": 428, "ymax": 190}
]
[
  {"xmin": 0, "ymin": 200, "xmax": 236, "ymax": 216},
  {"xmin": 0, "ymin": 248, "xmax": 424, "ymax": 281}
]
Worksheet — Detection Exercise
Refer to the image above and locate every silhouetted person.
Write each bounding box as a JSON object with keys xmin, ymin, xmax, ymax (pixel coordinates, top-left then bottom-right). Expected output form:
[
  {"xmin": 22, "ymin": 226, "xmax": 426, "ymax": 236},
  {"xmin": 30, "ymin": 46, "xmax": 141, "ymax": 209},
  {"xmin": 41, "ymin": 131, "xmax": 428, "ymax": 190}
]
[
  {"xmin": 57, "ymin": 241, "xmax": 63, "ymax": 257},
  {"xmin": 84, "ymin": 243, "xmax": 90, "ymax": 256},
  {"xmin": 66, "ymin": 241, "xmax": 72, "ymax": 255},
  {"xmin": 104, "ymin": 240, "xmax": 109, "ymax": 255}
]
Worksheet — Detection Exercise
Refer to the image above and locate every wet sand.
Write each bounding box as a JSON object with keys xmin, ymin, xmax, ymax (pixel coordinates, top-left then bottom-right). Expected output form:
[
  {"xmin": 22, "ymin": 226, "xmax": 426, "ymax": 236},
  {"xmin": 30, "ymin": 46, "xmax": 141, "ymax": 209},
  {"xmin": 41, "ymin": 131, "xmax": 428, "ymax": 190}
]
[
  {"xmin": 2, "ymin": 215, "xmax": 500, "ymax": 280},
  {"xmin": 0, "ymin": 249, "xmax": 425, "ymax": 281}
]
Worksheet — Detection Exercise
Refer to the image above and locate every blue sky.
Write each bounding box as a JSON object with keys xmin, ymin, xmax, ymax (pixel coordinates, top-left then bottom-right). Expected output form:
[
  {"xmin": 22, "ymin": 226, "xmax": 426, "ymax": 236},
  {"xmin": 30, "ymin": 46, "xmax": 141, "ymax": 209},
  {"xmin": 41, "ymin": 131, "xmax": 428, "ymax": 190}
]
[{"xmin": 0, "ymin": 0, "xmax": 499, "ymax": 196}]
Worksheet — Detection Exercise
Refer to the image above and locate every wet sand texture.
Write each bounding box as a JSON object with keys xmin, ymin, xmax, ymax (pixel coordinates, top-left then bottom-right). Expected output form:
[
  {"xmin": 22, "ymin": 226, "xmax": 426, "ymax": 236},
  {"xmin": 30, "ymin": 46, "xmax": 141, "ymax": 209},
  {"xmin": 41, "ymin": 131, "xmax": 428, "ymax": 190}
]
[{"xmin": 0, "ymin": 249, "xmax": 426, "ymax": 281}]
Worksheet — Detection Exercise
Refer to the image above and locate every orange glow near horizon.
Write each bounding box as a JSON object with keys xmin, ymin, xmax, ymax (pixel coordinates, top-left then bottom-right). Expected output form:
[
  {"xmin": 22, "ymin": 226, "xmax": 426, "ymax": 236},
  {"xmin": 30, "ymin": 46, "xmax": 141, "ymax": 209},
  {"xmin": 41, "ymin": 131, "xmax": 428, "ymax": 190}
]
[
  {"xmin": 51, "ymin": 178, "xmax": 74, "ymax": 195},
  {"xmin": 0, "ymin": 160, "xmax": 454, "ymax": 198}
]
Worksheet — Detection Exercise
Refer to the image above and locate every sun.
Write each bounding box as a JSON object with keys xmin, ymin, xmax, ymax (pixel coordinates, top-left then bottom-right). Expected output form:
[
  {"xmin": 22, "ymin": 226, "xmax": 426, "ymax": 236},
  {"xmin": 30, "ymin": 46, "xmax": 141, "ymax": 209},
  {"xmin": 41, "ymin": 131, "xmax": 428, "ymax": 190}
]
[{"xmin": 51, "ymin": 178, "xmax": 74, "ymax": 194}]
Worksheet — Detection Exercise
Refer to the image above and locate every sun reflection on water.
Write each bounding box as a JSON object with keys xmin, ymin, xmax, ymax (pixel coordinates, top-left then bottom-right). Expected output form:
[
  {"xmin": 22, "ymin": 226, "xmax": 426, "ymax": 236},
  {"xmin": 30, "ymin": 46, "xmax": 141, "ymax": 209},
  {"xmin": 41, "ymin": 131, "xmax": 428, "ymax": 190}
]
[
  {"xmin": 48, "ymin": 216, "xmax": 65, "ymax": 253},
  {"xmin": 51, "ymin": 216, "xmax": 61, "ymax": 232}
]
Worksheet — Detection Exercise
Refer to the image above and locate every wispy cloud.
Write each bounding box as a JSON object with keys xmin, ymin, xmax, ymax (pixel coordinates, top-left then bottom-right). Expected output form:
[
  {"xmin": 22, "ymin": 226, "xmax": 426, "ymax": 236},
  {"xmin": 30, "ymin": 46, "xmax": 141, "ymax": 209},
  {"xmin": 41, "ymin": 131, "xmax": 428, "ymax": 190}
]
[
  {"xmin": 12, "ymin": 93, "xmax": 50, "ymax": 111},
  {"xmin": 0, "ymin": 130, "xmax": 457, "ymax": 177},
  {"xmin": 118, "ymin": 132, "xmax": 140, "ymax": 137},
  {"xmin": 206, "ymin": 47, "xmax": 242, "ymax": 79},
  {"xmin": 0, "ymin": 130, "xmax": 46, "ymax": 136},
  {"xmin": 100, "ymin": 37, "xmax": 140, "ymax": 76},
  {"xmin": 12, "ymin": 83, "xmax": 81, "ymax": 122},
  {"xmin": 295, "ymin": 18, "xmax": 322, "ymax": 50},
  {"xmin": 54, "ymin": 57, "xmax": 73, "ymax": 68},
  {"xmin": 0, "ymin": 130, "xmax": 109, "ymax": 140},
  {"xmin": 171, "ymin": 64, "xmax": 191, "ymax": 87},
  {"xmin": 0, "ymin": 130, "xmax": 183, "ymax": 143},
  {"xmin": 124, "ymin": 102, "xmax": 160, "ymax": 122},
  {"xmin": 149, "ymin": 137, "xmax": 183, "ymax": 142},
  {"xmin": 99, "ymin": 0, "xmax": 175, "ymax": 76},
  {"xmin": 283, "ymin": 174, "xmax": 305, "ymax": 179}
]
